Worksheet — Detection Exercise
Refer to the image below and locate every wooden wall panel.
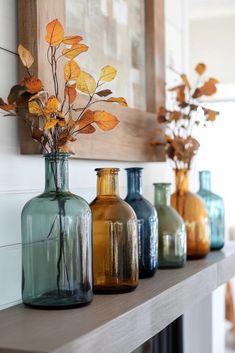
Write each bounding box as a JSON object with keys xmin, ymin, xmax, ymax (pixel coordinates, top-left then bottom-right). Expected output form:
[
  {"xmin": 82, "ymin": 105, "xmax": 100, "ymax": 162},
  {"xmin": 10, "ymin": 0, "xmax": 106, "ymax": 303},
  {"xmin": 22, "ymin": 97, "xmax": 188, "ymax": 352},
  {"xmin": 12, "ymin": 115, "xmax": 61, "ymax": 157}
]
[{"xmin": 18, "ymin": 0, "xmax": 165, "ymax": 161}]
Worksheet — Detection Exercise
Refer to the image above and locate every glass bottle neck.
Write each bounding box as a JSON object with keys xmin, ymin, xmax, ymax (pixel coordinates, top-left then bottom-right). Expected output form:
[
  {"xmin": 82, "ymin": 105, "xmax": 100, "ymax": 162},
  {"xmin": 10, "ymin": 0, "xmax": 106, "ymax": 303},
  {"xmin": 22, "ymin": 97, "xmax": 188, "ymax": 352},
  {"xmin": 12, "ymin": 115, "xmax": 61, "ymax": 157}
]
[
  {"xmin": 44, "ymin": 153, "xmax": 69, "ymax": 193},
  {"xmin": 199, "ymin": 171, "xmax": 211, "ymax": 192},
  {"xmin": 175, "ymin": 169, "xmax": 189, "ymax": 194},
  {"xmin": 126, "ymin": 168, "xmax": 143, "ymax": 197},
  {"xmin": 154, "ymin": 184, "xmax": 171, "ymax": 206},
  {"xmin": 96, "ymin": 169, "xmax": 119, "ymax": 197}
]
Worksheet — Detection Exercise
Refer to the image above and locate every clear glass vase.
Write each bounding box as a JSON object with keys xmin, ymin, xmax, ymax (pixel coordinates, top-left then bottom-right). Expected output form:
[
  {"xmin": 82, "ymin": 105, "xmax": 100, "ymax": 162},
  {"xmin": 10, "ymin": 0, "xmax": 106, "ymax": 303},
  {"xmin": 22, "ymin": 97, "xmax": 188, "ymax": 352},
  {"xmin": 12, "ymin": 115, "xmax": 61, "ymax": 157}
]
[
  {"xmin": 21, "ymin": 153, "xmax": 93, "ymax": 308},
  {"xmin": 125, "ymin": 168, "xmax": 158, "ymax": 278},
  {"xmin": 90, "ymin": 168, "xmax": 139, "ymax": 293},
  {"xmin": 197, "ymin": 171, "xmax": 225, "ymax": 250},
  {"xmin": 171, "ymin": 169, "xmax": 210, "ymax": 259},
  {"xmin": 154, "ymin": 183, "xmax": 186, "ymax": 268}
]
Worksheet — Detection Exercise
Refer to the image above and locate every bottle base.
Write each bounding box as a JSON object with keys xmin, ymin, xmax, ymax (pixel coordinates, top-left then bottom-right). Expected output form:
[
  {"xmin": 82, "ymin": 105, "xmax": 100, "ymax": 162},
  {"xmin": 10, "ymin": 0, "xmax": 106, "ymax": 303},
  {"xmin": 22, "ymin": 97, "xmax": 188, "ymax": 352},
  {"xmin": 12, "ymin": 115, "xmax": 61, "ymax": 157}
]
[
  {"xmin": 210, "ymin": 244, "xmax": 224, "ymax": 251},
  {"xmin": 23, "ymin": 289, "xmax": 93, "ymax": 309},
  {"xmin": 187, "ymin": 253, "xmax": 208, "ymax": 260},
  {"xmin": 94, "ymin": 284, "xmax": 137, "ymax": 294},
  {"xmin": 139, "ymin": 268, "xmax": 157, "ymax": 279},
  {"xmin": 159, "ymin": 263, "xmax": 185, "ymax": 269}
]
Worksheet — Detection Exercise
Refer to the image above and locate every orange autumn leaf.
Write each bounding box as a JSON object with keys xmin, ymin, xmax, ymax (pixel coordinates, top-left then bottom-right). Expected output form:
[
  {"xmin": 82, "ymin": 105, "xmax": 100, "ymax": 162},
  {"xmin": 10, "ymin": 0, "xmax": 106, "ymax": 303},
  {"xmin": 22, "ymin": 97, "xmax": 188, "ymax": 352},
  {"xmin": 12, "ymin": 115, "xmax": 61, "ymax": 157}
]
[
  {"xmin": 106, "ymin": 97, "xmax": 128, "ymax": 107},
  {"xmin": 21, "ymin": 76, "xmax": 43, "ymax": 94},
  {"xmin": 195, "ymin": 63, "xmax": 206, "ymax": 75},
  {"xmin": 78, "ymin": 109, "xmax": 95, "ymax": 130},
  {"xmin": 200, "ymin": 79, "xmax": 217, "ymax": 96},
  {"xmin": 93, "ymin": 111, "xmax": 119, "ymax": 131},
  {"xmin": 64, "ymin": 84, "xmax": 77, "ymax": 104},
  {"xmin": 63, "ymin": 35, "xmax": 83, "ymax": 45},
  {"xmin": 176, "ymin": 85, "xmax": 185, "ymax": 104},
  {"xmin": 64, "ymin": 60, "xmax": 80, "ymax": 81},
  {"xmin": 44, "ymin": 118, "xmax": 58, "ymax": 129},
  {"xmin": 0, "ymin": 98, "xmax": 16, "ymax": 111},
  {"xmin": 45, "ymin": 19, "xmax": 64, "ymax": 47},
  {"xmin": 76, "ymin": 70, "xmax": 96, "ymax": 94},
  {"xmin": 62, "ymin": 44, "xmax": 88, "ymax": 59},
  {"xmin": 18, "ymin": 44, "xmax": 34, "ymax": 69},
  {"xmin": 44, "ymin": 96, "xmax": 61, "ymax": 114},
  {"xmin": 203, "ymin": 108, "xmax": 219, "ymax": 121},
  {"xmin": 79, "ymin": 125, "xmax": 96, "ymax": 134}
]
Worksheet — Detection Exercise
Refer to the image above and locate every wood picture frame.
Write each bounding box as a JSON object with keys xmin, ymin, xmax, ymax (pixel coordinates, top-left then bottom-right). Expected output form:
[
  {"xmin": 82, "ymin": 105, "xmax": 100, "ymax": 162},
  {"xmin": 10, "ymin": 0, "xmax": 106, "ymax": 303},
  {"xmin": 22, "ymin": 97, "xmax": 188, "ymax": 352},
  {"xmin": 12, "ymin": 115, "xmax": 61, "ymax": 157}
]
[{"xmin": 18, "ymin": 0, "xmax": 165, "ymax": 161}]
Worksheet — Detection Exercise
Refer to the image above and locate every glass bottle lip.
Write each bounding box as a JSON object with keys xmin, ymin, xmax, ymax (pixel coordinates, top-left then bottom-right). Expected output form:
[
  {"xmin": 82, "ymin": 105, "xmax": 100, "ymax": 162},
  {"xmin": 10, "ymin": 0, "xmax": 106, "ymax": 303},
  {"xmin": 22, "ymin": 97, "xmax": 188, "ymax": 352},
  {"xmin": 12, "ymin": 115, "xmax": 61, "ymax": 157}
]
[
  {"xmin": 44, "ymin": 152, "xmax": 70, "ymax": 160},
  {"xmin": 199, "ymin": 170, "xmax": 211, "ymax": 175},
  {"xmin": 153, "ymin": 182, "xmax": 171, "ymax": 186},
  {"xmin": 95, "ymin": 168, "xmax": 120, "ymax": 175},
  {"xmin": 125, "ymin": 167, "xmax": 143, "ymax": 172}
]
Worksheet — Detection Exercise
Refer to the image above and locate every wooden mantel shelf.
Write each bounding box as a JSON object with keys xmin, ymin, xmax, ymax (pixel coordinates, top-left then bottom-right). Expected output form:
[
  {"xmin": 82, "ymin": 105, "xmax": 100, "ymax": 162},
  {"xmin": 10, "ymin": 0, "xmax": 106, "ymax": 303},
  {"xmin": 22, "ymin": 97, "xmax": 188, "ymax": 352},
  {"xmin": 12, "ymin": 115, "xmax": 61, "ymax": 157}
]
[{"xmin": 1, "ymin": 243, "xmax": 235, "ymax": 353}]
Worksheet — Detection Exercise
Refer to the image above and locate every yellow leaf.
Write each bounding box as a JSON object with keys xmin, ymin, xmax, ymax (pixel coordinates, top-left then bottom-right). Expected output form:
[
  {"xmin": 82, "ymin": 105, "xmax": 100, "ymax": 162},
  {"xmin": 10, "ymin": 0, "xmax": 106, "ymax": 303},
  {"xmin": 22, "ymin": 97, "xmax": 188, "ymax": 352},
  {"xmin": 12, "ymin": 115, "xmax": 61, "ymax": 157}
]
[
  {"xmin": 44, "ymin": 96, "xmax": 61, "ymax": 114},
  {"xmin": 18, "ymin": 44, "xmax": 34, "ymax": 69},
  {"xmin": 93, "ymin": 111, "xmax": 119, "ymax": 131},
  {"xmin": 106, "ymin": 97, "xmax": 128, "ymax": 107},
  {"xmin": 64, "ymin": 60, "xmax": 80, "ymax": 81},
  {"xmin": 28, "ymin": 101, "xmax": 43, "ymax": 115},
  {"xmin": 63, "ymin": 35, "xmax": 83, "ymax": 45},
  {"xmin": 62, "ymin": 44, "xmax": 88, "ymax": 59},
  {"xmin": 76, "ymin": 71, "xmax": 96, "ymax": 94},
  {"xmin": 44, "ymin": 118, "xmax": 58, "ymax": 129},
  {"xmin": 195, "ymin": 63, "xmax": 206, "ymax": 75},
  {"xmin": 45, "ymin": 19, "xmax": 64, "ymax": 47},
  {"xmin": 99, "ymin": 65, "xmax": 117, "ymax": 82}
]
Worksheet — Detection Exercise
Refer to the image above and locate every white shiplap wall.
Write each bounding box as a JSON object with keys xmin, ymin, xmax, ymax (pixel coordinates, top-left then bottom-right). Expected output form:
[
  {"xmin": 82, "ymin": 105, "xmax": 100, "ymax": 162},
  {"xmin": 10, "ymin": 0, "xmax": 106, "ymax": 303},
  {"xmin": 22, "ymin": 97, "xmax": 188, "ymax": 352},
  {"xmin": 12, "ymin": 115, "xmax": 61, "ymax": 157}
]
[{"xmin": 0, "ymin": 0, "xmax": 185, "ymax": 310}]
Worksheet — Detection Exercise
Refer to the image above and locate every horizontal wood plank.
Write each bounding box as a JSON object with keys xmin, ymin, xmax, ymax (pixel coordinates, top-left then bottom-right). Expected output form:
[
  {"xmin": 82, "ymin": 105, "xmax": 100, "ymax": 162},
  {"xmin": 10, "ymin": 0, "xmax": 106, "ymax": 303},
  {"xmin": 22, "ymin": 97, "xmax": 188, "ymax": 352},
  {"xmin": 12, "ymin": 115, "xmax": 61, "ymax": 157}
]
[{"xmin": 0, "ymin": 243, "xmax": 235, "ymax": 353}]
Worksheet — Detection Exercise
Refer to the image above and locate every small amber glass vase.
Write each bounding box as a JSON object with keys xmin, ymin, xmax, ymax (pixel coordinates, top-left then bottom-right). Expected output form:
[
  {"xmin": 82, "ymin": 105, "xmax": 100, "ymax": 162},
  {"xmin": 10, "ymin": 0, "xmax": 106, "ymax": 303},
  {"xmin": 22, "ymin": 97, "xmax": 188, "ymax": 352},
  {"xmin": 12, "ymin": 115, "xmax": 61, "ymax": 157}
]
[
  {"xmin": 90, "ymin": 168, "xmax": 139, "ymax": 293},
  {"xmin": 171, "ymin": 169, "xmax": 210, "ymax": 259}
]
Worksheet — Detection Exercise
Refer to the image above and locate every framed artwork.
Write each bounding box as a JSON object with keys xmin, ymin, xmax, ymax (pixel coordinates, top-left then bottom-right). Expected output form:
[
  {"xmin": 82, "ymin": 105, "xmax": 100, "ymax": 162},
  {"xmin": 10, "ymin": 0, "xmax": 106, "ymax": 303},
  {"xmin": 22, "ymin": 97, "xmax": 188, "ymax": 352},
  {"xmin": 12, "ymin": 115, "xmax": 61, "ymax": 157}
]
[{"xmin": 18, "ymin": 0, "xmax": 165, "ymax": 161}]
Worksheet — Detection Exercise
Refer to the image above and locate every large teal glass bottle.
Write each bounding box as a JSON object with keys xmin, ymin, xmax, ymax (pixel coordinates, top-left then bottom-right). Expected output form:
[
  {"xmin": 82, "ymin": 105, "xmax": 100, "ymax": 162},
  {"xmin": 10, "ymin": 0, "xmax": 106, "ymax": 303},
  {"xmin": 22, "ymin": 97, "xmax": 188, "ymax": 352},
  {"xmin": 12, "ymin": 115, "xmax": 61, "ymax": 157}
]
[
  {"xmin": 125, "ymin": 168, "xmax": 158, "ymax": 278},
  {"xmin": 197, "ymin": 171, "xmax": 225, "ymax": 250},
  {"xmin": 21, "ymin": 153, "xmax": 93, "ymax": 308},
  {"xmin": 154, "ymin": 183, "xmax": 186, "ymax": 268}
]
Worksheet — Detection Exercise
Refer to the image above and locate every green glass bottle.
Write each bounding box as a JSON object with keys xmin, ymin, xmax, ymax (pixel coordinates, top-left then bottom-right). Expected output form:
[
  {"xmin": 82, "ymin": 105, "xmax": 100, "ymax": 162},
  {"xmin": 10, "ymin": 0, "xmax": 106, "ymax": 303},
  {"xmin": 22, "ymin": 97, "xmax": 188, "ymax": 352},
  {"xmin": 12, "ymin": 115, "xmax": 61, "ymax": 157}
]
[
  {"xmin": 197, "ymin": 171, "xmax": 225, "ymax": 250},
  {"xmin": 90, "ymin": 168, "xmax": 139, "ymax": 293},
  {"xmin": 154, "ymin": 183, "xmax": 186, "ymax": 268},
  {"xmin": 21, "ymin": 153, "xmax": 93, "ymax": 308}
]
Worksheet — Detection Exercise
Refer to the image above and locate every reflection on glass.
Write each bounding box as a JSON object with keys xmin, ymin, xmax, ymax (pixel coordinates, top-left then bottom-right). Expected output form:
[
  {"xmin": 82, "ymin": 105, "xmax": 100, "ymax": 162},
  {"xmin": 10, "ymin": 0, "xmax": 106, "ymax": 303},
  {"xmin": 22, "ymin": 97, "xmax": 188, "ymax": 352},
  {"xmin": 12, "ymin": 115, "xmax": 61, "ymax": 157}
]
[
  {"xmin": 154, "ymin": 183, "xmax": 186, "ymax": 268},
  {"xmin": 66, "ymin": 0, "xmax": 146, "ymax": 110},
  {"xmin": 197, "ymin": 171, "xmax": 225, "ymax": 250},
  {"xmin": 90, "ymin": 168, "xmax": 139, "ymax": 293},
  {"xmin": 125, "ymin": 168, "xmax": 158, "ymax": 278}
]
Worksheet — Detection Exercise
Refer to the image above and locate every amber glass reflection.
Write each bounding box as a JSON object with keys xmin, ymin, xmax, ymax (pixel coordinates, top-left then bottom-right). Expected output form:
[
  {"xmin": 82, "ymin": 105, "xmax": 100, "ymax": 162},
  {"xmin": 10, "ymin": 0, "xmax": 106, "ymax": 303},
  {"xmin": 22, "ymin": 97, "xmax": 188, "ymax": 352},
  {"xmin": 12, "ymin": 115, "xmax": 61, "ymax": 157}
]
[
  {"xmin": 90, "ymin": 168, "xmax": 139, "ymax": 293},
  {"xmin": 171, "ymin": 169, "xmax": 210, "ymax": 259}
]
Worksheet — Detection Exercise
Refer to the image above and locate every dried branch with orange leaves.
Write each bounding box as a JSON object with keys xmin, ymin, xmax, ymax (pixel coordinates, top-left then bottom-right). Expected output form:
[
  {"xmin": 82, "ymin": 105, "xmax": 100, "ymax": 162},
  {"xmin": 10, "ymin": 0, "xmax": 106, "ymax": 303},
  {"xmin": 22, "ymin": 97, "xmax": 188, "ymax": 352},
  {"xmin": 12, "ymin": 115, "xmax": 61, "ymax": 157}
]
[
  {"xmin": 151, "ymin": 63, "xmax": 219, "ymax": 170},
  {"xmin": 0, "ymin": 19, "xmax": 127, "ymax": 154}
]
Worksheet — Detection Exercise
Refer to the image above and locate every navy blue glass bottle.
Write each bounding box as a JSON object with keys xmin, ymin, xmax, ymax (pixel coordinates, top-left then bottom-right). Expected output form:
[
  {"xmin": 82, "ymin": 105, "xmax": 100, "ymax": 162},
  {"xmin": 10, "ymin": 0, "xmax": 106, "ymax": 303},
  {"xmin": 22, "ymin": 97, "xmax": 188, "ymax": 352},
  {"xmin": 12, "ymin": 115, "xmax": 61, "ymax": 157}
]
[
  {"xmin": 197, "ymin": 171, "xmax": 225, "ymax": 250},
  {"xmin": 125, "ymin": 168, "xmax": 158, "ymax": 278}
]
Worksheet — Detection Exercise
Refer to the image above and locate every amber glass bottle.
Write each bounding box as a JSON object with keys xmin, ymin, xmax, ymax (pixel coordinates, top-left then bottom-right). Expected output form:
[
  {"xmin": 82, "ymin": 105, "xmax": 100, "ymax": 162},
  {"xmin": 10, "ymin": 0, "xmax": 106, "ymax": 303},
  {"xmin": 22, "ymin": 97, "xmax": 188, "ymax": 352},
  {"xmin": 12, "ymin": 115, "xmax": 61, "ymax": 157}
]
[
  {"xmin": 90, "ymin": 168, "xmax": 139, "ymax": 293},
  {"xmin": 171, "ymin": 169, "xmax": 210, "ymax": 259}
]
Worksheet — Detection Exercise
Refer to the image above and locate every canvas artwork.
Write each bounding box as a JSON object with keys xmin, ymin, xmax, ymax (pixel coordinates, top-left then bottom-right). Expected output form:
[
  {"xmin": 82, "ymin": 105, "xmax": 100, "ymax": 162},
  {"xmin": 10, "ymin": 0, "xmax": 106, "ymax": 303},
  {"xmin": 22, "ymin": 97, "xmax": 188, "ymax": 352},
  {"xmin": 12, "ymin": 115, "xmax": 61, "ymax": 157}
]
[{"xmin": 66, "ymin": 0, "xmax": 146, "ymax": 110}]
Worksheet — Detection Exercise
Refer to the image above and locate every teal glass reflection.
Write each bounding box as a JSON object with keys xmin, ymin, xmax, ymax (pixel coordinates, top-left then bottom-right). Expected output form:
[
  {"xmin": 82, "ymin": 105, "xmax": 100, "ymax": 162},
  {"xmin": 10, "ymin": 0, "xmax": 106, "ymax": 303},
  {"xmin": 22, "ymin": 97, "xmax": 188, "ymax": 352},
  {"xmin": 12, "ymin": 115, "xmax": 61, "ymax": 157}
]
[
  {"xmin": 154, "ymin": 183, "xmax": 186, "ymax": 268},
  {"xmin": 197, "ymin": 171, "xmax": 225, "ymax": 250},
  {"xmin": 21, "ymin": 153, "xmax": 93, "ymax": 308},
  {"xmin": 125, "ymin": 168, "xmax": 158, "ymax": 278}
]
